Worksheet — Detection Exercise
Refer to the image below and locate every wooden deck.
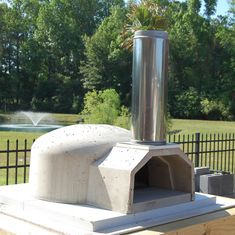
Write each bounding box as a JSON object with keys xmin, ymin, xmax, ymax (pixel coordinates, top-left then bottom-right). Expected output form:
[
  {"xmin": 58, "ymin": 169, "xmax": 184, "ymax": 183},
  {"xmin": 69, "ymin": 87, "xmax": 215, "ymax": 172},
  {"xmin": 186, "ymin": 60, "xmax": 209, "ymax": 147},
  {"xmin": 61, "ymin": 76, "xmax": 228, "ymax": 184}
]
[
  {"xmin": 130, "ymin": 207, "xmax": 235, "ymax": 235},
  {"xmin": 0, "ymin": 186, "xmax": 235, "ymax": 234}
]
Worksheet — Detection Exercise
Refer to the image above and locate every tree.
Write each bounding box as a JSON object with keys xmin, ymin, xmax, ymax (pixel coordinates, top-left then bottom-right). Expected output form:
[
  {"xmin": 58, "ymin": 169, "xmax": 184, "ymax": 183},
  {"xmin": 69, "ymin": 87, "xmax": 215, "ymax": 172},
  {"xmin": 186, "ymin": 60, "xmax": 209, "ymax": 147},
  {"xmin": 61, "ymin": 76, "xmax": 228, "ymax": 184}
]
[
  {"xmin": 0, "ymin": 0, "xmax": 234, "ymax": 120},
  {"xmin": 204, "ymin": 0, "xmax": 217, "ymax": 19},
  {"xmin": 80, "ymin": 6, "xmax": 132, "ymax": 106},
  {"xmin": 0, "ymin": 1, "xmax": 30, "ymax": 109},
  {"xmin": 167, "ymin": 0, "xmax": 235, "ymax": 119},
  {"xmin": 98, "ymin": 0, "xmax": 125, "ymax": 19},
  {"xmin": 0, "ymin": 3, "xmax": 9, "ymax": 111},
  {"xmin": 0, "ymin": 0, "xmax": 43, "ymax": 110},
  {"xmin": 121, "ymin": 0, "xmax": 167, "ymax": 50},
  {"xmin": 212, "ymin": 1, "xmax": 235, "ymax": 118},
  {"xmin": 0, "ymin": 3, "xmax": 6, "ymax": 59},
  {"xmin": 33, "ymin": 0, "xmax": 126, "ymax": 112},
  {"xmin": 0, "ymin": 0, "xmax": 127, "ymax": 112},
  {"xmin": 188, "ymin": 0, "xmax": 201, "ymax": 14}
]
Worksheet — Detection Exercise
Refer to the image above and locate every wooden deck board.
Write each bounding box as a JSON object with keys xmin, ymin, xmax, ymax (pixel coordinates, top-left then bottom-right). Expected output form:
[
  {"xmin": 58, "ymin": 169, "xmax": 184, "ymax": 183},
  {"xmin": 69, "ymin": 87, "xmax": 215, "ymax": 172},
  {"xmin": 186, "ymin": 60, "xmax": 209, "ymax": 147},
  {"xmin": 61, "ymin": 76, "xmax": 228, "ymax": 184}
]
[{"xmin": 130, "ymin": 207, "xmax": 235, "ymax": 235}]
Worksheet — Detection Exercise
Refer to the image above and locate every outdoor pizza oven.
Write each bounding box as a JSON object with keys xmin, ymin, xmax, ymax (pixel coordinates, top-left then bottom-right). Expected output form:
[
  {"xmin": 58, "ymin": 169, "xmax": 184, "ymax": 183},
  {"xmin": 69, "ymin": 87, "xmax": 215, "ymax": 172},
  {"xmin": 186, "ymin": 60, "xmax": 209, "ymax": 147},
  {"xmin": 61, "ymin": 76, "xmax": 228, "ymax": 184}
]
[{"xmin": 29, "ymin": 30, "xmax": 195, "ymax": 214}]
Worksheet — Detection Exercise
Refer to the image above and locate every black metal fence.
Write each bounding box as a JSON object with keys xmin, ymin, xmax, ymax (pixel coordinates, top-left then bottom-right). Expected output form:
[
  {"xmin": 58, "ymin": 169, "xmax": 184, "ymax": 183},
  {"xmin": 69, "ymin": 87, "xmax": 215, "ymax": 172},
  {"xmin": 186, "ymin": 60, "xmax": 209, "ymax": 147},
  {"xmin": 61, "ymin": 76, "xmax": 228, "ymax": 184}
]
[
  {"xmin": 0, "ymin": 133, "xmax": 235, "ymax": 186},
  {"xmin": 168, "ymin": 133, "xmax": 235, "ymax": 174},
  {"xmin": 0, "ymin": 139, "xmax": 32, "ymax": 186}
]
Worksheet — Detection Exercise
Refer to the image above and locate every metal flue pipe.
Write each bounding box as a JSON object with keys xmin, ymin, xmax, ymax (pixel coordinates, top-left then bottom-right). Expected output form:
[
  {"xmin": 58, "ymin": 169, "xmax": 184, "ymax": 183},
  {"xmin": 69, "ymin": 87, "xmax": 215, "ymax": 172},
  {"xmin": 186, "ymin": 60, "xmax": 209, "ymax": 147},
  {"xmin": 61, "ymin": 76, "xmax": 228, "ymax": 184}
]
[{"xmin": 131, "ymin": 30, "xmax": 168, "ymax": 144}]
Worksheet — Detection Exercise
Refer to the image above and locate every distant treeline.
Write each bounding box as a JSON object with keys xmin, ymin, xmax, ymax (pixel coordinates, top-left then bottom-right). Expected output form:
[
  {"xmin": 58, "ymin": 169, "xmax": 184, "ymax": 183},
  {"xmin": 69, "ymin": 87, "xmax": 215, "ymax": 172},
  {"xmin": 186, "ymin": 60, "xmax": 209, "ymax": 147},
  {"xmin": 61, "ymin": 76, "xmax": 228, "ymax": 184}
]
[{"xmin": 0, "ymin": 0, "xmax": 234, "ymax": 120}]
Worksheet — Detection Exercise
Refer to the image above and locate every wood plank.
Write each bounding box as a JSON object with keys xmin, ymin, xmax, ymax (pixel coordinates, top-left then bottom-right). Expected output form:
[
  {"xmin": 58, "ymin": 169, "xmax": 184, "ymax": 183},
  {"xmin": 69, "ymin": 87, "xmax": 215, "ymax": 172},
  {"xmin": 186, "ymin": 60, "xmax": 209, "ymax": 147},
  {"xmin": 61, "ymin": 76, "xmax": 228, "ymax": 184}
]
[
  {"xmin": 130, "ymin": 208, "xmax": 235, "ymax": 235},
  {"xmin": 0, "ymin": 230, "xmax": 14, "ymax": 235}
]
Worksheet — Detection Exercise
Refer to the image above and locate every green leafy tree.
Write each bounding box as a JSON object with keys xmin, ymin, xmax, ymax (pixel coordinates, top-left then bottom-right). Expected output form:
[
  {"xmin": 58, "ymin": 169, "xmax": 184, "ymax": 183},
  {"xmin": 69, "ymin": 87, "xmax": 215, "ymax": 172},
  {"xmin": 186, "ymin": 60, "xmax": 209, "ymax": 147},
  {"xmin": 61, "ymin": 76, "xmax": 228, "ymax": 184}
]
[
  {"xmin": 33, "ymin": 0, "xmax": 103, "ymax": 112},
  {"xmin": 33, "ymin": 0, "xmax": 125, "ymax": 113},
  {"xmin": 80, "ymin": 6, "xmax": 132, "ymax": 106},
  {"xmin": 0, "ymin": 1, "xmax": 32, "ymax": 109},
  {"xmin": 0, "ymin": 0, "xmax": 234, "ymax": 121},
  {"xmin": 0, "ymin": 3, "xmax": 6, "ymax": 59},
  {"xmin": 188, "ymin": 0, "xmax": 201, "ymax": 14},
  {"xmin": 98, "ymin": 0, "xmax": 125, "ymax": 18},
  {"xmin": 213, "ymin": 1, "xmax": 235, "ymax": 117},
  {"xmin": 166, "ymin": 0, "xmax": 234, "ymax": 120},
  {"xmin": 204, "ymin": 0, "xmax": 217, "ymax": 19},
  {"xmin": 172, "ymin": 87, "xmax": 202, "ymax": 119},
  {"xmin": 0, "ymin": 3, "xmax": 8, "ymax": 111},
  {"xmin": 0, "ymin": 0, "xmax": 43, "ymax": 110}
]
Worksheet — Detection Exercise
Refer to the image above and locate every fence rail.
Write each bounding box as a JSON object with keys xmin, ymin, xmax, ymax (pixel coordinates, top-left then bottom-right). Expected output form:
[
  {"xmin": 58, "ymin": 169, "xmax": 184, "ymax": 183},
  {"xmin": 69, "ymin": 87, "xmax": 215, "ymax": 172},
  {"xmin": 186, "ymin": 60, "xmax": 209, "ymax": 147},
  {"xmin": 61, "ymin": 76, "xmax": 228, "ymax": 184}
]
[
  {"xmin": 0, "ymin": 139, "xmax": 32, "ymax": 185},
  {"xmin": 0, "ymin": 133, "xmax": 235, "ymax": 186},
  {"xmin": 168, "ymin": 133, "xmax": 235, "ymax": 174}
]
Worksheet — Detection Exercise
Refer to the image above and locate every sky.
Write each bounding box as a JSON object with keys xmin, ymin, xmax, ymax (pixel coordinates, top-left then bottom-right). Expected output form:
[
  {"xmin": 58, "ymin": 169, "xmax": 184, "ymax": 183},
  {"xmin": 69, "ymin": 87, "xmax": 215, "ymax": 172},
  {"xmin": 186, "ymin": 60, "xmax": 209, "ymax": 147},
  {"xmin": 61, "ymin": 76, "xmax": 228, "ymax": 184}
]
[
  {"xmin": 215, "ymin": 0, "xmax": 230, "ymax": 16},
  {"xmin": 178, "ymin": 0, "xmax": 231, "ymax": 16}
]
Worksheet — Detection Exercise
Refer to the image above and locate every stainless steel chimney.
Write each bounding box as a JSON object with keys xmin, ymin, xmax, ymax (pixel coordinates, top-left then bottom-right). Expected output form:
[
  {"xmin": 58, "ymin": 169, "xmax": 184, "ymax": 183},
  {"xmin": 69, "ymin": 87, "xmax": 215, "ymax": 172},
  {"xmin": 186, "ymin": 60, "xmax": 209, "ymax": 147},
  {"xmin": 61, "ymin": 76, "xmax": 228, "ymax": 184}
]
[{"xmin": 131, "ymin": 30, "xmax": 168, "ymax": 143}]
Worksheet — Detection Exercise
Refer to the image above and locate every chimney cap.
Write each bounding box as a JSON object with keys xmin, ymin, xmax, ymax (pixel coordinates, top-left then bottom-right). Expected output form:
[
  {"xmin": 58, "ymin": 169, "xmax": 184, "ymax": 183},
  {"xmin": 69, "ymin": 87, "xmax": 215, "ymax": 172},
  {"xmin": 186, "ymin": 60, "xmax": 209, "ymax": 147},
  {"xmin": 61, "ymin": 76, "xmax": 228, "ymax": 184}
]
[{"xmin": 134, "ymin": 30, "xmax": 168, "ymax": 39}]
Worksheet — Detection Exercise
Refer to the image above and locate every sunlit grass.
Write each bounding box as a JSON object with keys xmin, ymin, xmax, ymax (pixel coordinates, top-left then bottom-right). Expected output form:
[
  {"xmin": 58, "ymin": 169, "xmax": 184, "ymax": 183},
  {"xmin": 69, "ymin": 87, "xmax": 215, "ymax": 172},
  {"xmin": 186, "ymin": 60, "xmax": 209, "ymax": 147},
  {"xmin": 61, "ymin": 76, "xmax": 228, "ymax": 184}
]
[
  {"xmin": 0, "ymin": 131, "xmax": 40, "ymax": 149},
  {"xmin": 171, "ymin": 119, "xmax": 235, "ymax": 135}
]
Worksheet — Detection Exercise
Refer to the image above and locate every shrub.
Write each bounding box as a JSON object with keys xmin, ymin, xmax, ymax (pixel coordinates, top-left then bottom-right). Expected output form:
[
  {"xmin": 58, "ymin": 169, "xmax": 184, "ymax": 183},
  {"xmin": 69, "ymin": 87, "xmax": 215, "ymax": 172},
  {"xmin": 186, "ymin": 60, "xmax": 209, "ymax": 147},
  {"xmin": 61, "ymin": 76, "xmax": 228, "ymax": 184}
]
[
  {"xmin": 81, "ymin": 89, "xmax": 120, "ymax": 125},
  {"xmin": 201, "ymin": 98, "xmax": 231, "ymax": 120},
  {"xmin": 114, "ymin": 106, "xmax": 131, "ymax": 129},
  {"xmin": 172, "ymin": 87, "xmax": 202, "ymax": 119}
]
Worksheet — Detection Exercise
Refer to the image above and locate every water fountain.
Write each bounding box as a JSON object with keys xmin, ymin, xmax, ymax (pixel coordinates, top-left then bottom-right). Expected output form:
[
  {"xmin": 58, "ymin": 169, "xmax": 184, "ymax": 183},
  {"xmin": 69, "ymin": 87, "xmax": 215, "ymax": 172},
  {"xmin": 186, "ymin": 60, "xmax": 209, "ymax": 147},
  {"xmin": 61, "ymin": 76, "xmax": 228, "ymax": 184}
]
[
  {"xmin": 19, "ymin": 111, "xmax": 48, "ymax": 126},
  {"xmin": 0, "ymin": 111, "xmax": 62, "ymax": 132}
]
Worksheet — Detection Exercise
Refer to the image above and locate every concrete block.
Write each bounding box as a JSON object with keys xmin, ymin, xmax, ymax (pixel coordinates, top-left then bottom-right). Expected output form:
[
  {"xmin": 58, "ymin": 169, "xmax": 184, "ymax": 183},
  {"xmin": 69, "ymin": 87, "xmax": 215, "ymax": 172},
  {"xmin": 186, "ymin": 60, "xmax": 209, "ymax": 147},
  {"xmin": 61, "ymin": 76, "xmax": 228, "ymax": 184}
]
[
  {"xmin": 194, "ymin": 167, "xmax": 210, "ymax": 192},
  {"xmin": 194, "ymin": 167, "xmax": 210, "ymax": 175},
  {"xmin": 200, "ymin": 173, "xmax": 234, "ymax": 196},
  {"xmin": 222, "ymin": 174, "xmax": 234, "ymax": 195},
  {"xmin": 200, "ymin": 174, "xmax": 222, "ymax": 195}
]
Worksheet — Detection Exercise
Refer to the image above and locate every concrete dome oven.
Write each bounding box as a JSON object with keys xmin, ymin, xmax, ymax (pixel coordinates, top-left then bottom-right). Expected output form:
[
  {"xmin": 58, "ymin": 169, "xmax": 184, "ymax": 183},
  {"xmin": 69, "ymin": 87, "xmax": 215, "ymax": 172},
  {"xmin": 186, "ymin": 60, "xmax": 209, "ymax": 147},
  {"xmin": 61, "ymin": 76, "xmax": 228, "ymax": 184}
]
[
  {"xmin": 29, "ymin": 30, "xmax": 195, "ymax": 214},
  {"xmin": 29, "ymin": 125, "xmax": 194, "ymax": 214}
]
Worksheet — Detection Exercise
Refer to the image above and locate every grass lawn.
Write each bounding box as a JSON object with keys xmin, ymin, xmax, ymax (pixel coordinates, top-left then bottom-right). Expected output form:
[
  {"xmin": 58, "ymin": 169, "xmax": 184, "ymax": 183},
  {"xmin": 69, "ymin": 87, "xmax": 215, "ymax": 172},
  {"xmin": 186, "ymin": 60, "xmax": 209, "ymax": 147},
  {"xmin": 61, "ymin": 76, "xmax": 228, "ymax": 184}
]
[
  {"xmin": 0, "ymin": 131, "xmax": 40, "ymax": 149},
  {"xmin": 171, "ymin": 119, "xmax": 235, "ymax": 135},
  {"xmin": 0, "ymin": 117, "xmax": 235, "ymax": 146}
]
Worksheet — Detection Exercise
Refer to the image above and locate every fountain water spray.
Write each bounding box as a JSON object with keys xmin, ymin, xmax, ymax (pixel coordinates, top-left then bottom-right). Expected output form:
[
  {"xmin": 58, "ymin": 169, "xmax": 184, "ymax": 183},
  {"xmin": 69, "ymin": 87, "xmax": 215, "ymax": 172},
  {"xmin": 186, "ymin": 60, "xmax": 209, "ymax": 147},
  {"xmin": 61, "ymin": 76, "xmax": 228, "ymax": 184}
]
[
  {"xmin": 0, "ymin": 111, "xmax": 61, "ymax": 132},
  {"xmin": 19, "ymin": 111, "xmax": 48, "ymax": 126}
]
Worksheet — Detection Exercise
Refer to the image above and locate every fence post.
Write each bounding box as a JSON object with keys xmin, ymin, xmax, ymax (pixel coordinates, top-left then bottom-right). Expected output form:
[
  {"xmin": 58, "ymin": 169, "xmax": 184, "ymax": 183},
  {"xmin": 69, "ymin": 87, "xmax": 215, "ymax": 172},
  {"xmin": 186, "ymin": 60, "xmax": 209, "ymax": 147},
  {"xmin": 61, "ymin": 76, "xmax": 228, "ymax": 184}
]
[{"xmin": 195, "ymin": 132, "xmax": 200, "ymax": 167}]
